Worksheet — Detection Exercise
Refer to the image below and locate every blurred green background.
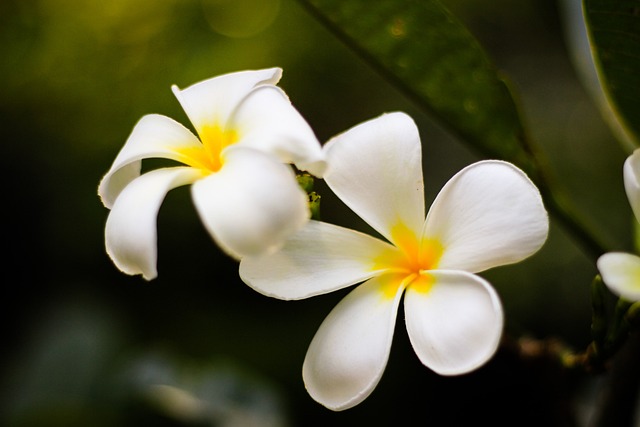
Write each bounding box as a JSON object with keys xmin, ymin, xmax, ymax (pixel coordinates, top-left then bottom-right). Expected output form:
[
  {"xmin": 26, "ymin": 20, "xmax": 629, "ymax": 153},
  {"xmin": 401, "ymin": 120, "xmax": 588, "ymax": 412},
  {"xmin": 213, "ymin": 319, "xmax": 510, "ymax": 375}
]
[{"xmin": 1, "ymin": 0, "xmax": 633, "ymax": 425}]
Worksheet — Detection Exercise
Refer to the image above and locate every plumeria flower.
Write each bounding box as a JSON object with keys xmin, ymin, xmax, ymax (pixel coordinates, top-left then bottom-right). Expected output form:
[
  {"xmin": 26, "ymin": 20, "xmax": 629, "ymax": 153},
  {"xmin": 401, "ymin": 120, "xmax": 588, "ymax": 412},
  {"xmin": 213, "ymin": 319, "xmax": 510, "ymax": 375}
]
[
  {"xmin": 597, "ymin": 148, "xmax": 640, "ymax": 302},
  {"xmin": 98, "ymin": 68, "xmax": 326, "ymax": 280},
  {"xmin": 240, "ymin": 112, "xmax": 549, "ymax": 410}
]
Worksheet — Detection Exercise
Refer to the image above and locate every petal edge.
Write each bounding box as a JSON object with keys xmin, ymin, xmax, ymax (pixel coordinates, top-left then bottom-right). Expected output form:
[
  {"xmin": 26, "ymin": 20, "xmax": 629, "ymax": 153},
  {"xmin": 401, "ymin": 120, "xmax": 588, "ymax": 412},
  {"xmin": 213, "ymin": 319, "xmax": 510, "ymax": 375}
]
[
  {"xmin": 404, "ymin": 270, "xmax": 503, "ymax": 375},
  {"xmin": 239, "ymin": 220, "xmax": 396, "ymax": 300},
  {"xmin": 597, "ymin": 252, "xmax": 640, "ymax": 301},
  {"xmin": 324, "ymin": 112, "xmax": 425, "ymax": 243},
  {"xmin": 425, "ymin": 160, "xmax": 548, "ymax": 273},
  {"xmin": 105, "ymin": 167, "xmax": 202, "ymax": 280},
  {"xmin": 302, "ymin": 275, "xmax": 404, "ymax": 410}
]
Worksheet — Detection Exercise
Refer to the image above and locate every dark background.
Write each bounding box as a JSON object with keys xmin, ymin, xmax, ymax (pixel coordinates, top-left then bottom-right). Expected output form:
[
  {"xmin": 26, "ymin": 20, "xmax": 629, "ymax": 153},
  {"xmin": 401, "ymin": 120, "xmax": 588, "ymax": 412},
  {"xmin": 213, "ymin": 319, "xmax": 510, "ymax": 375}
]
[{"xmin": 1, "ymin": 0, "xmax": 633, "ymax": 425}]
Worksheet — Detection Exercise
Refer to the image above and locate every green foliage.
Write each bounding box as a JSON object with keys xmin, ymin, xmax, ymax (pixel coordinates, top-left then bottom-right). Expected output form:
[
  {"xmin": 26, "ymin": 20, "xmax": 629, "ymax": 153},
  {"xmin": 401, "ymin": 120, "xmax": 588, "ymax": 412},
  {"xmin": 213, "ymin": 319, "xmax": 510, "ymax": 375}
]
[
  {"xmin": 298, "ymin": 0, "xmax": 537, "ymax": 176},
  {"xmin": 583, "ymin": 0, "xmax": 640, "ymax": 148}
]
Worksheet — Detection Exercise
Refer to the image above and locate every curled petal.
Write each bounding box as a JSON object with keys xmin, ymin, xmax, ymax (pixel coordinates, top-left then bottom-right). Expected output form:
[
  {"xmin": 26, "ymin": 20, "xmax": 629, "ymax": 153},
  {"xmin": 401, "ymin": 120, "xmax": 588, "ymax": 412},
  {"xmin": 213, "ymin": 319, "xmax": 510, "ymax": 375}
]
[
  {"xmin": 191, "ymin": 147, "xmax": 308, "ymax": 260},
  {"xmin": 597, "ymin": 252, "xmax": 640, "ymax": 301},
  {"xmin": 424, "ymin": 160, "xmax": 548, "ymax": 273},
  {"xmin": 624, "ymin": 149, "xmax": 640, "ymax": 223},
  {"xmin": 105, "ymin": 167, "xmax": 203, "ymax": 280},
  {"xmin": 98, "ymin": 114, "xmax": 202, "ymax": 208},
  {"xmin": 302, "ymin": 275, "xmax": 404, "ymax": 411},
  {"xmin": 230, "ymin": 85, "xmax": 326, "ymax": 176},
  {"xmin": 240, "ymin": 220, "xmax": 396, "ymax": 300},
  {"xmin": 171, "ymin": 68, "xmax": 282, "ymax": 135},
  {"xmin": 323, "ymin": 112, "xmax": 425, "ymax": 243},
  {"xmin": 404, "ymin": 270, "xmax": 503, "ymax": 375}
]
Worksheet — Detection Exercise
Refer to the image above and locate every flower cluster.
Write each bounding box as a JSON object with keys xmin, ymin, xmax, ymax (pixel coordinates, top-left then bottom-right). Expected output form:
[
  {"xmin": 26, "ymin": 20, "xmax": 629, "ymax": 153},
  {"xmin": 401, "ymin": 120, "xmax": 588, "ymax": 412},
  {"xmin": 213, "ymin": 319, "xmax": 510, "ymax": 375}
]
[
  {"xmin": 99, "ymin": 68, "xmax": 550, "ymax": 410},
  {"xmin": 597, "ymin": 149, "xmax": 640, "ymax": 302}
]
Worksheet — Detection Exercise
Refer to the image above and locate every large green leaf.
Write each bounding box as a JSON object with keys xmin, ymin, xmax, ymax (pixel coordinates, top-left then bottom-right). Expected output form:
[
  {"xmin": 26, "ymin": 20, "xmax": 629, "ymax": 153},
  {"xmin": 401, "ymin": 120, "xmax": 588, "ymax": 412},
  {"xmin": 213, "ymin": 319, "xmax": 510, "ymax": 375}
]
[
  {"xmin": 584, "ymin": 0, "xmax": 640, "ymax": 147},
  {"xmin": 297, "ymin": 0, "xmax": 537, "ymax": 176}
]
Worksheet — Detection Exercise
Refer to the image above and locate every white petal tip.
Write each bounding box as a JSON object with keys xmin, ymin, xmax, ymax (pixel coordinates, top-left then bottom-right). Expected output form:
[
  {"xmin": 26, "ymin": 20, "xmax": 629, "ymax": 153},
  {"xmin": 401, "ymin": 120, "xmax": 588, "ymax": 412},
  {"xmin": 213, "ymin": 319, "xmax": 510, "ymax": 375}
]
[
  {"xmin": 142, "ymin": 272, "xmax": 158, "ymax": 281},
  {"xmin": 597, "ymin": 252, "xmax": 640, "ymax": 301}
]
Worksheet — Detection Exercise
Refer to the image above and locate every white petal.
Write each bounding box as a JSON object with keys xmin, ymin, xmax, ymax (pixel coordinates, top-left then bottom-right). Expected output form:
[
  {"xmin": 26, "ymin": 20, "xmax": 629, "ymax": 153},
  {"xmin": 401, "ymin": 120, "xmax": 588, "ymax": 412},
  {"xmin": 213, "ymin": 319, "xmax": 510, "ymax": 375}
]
[
  {"xmin": 98, "ymin": 114, "xmax": 202, "ymax": 208},
  {"xmin": 404, "ymin": 270, "xmax": 503, "ymax": 375},
  {"xmin": 424, "ymin": 160, "xmax": 548, "ymax": 272},
  {"xmin": 302, "ymin": 275, "xmax": 404, "ymax": 411},
  {"xmin": 323, "ymin": 112, "xmax": 425, "ymax": 244},
  {"xmin": 230, "ymin": 85, "xmax": 326, "ymax": 177},
  {"xmin": 191, "ymin": 147, "xmax": 308, "ymax": 259},
  {"xmin": 597, "ymin": 252, "xmax": 640, "ymax": 301},
  {"xmin": 105, "ymin": 167, "xmax": 203, "ymax": 280},
  {"xmin": 239, "ymin": 220, "xmax": 397, "ymax": 300},
  {"xmin": 624, "ymin": 149, "xmax": 640, "ymax": 223},
  {"xmin": 171, "ymin": 68, "xmax": 282, "ymax": 135}
]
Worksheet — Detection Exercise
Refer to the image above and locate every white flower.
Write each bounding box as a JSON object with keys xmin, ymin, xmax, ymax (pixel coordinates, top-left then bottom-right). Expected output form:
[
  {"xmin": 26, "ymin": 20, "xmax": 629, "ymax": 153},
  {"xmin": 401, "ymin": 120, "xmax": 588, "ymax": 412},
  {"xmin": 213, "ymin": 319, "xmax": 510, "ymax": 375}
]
[
  {"xmin": 597, "ymin": 148, "xmax": 640, "ymax": 301},
  {"xmin": 624, "ymin": 148, "xmax": 640, "ymax": 223},
  {"xmin": 240, "ymin": 112, "xmax": 549, "ymax": 410},
  {"xmin": 98, "ymin": 68, "xmax": 326, "ymax": 280},
  {"xmin": 597, "ymin": 253, "xmax": 640, "ymax": 301}
]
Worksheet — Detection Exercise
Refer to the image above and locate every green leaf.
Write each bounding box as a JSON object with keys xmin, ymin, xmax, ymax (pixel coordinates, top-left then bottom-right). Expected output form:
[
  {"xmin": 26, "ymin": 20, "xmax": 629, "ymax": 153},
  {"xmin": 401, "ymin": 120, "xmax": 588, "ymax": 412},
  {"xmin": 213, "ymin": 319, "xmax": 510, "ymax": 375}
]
[
  {"xmin": 297, "ymin": 0, "xmax": 537, "ymax": 176},
  {"xmin": 583, "ymin": 0, "xmax": 640, "ymax": 148}
]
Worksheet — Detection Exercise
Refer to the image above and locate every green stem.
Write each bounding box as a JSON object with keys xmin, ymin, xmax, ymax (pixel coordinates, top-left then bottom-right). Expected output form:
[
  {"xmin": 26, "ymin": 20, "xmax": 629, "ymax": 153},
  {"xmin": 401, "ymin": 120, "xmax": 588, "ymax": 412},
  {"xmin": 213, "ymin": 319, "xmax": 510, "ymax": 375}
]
[
  {"xmin": 603, "ymin": 298, "xmax": 634, "ymax": 357},
  {"xmin": 590, "ymin": 275, "xmax": 608, "ymax": 365},
  {"xmin": 627, "ymin": 302, "xmax": 640, "ymax": 328}
]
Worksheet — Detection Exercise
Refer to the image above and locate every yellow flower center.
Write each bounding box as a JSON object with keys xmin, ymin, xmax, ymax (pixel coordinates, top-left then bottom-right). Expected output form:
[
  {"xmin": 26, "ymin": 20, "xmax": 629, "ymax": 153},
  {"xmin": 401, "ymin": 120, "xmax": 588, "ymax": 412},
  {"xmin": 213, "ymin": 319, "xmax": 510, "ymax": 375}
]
[
  {"xmin": 373, "ymin": 221, "xmax": 444, "ymax": 298},
  {"xmin": 175, "ymin": 124, "xmax": 239, "ymax": 173}
]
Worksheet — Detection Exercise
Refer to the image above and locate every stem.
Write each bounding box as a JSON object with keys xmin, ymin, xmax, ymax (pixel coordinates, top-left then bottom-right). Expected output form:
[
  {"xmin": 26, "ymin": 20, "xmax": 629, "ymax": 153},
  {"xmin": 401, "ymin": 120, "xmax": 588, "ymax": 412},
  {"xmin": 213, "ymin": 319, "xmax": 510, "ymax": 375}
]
[
  {"xmin": 589, "ymin": 332, "xmax": 640, "ymax": 427},
  {"xmin": 589, "ymin": 276, "xmax": 608, "ymax": 367},
  {"xmin": 603, "ymin": 299, "xmax": 634, "ymax": 356}
]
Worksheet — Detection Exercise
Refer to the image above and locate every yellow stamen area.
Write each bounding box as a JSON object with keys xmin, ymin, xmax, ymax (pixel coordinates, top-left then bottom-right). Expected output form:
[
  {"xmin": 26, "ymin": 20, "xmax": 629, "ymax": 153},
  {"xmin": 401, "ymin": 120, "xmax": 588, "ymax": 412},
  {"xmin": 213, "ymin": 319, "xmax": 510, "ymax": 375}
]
[
  {"xmin": 390, "ymin": 221, "xmax": 420, "ymax": 269},
  {"xmin": 411, "ymin": 272, "xmax": 436, "ymax": 294},
  {"xmin": 373, "ymin": 220, "xmax": 444, "ymax": 299},
  {"xmin": 174, "ymin": 124, "xmax": 239, "ymax": 173}
]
